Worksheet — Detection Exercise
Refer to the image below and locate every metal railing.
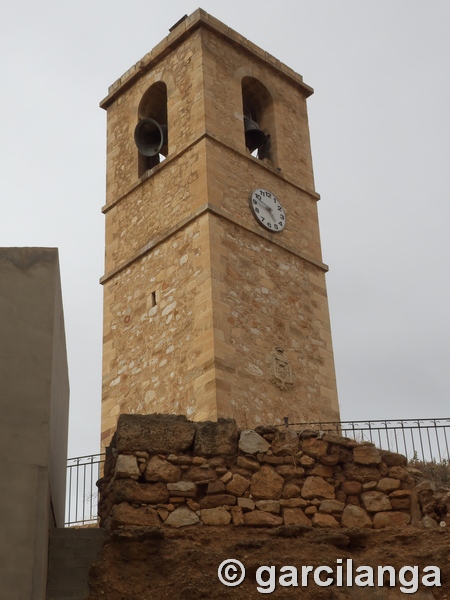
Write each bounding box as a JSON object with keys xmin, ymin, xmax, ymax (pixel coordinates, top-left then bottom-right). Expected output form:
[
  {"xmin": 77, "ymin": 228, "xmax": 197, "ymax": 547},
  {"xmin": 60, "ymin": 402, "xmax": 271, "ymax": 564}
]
[
  {"xmin": 65, "ymin": 418, "xmax": 450, "ymax": 526},
  {"xmin": 279, "ymin": 418, "xmax": 450, "ymax": 463},
  {"xmin": 65, "ymin": 453, "xmax": 105, "ymax": 527}
]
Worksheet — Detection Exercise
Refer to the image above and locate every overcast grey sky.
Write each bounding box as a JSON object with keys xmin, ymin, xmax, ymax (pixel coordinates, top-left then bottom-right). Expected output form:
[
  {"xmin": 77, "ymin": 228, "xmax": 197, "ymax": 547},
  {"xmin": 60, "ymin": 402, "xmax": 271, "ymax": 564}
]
[{"xmin": 1, "ymin": 1, "xmax": 449, "ymax": 458}]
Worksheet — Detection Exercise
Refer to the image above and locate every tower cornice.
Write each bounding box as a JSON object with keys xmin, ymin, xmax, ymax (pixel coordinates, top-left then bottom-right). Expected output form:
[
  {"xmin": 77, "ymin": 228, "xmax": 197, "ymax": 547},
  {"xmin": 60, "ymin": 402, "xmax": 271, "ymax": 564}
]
[
  {"xmin": 100, "ymin": 201, "xmax": 328, "ymax": 286},
  {"xmin": 101, "ymin": 132, "xmax": 320, "ymax": 215},
  {"xmin": 99, "ymin": 9, "xmax": 313, "ymax": 111}
]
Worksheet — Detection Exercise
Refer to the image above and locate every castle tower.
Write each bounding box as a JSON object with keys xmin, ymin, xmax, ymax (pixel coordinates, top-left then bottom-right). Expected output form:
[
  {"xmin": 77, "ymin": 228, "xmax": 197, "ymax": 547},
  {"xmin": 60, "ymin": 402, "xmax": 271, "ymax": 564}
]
[{"xmin": 100, "ymin": 9, "xmax": 340, "ymax": 447}]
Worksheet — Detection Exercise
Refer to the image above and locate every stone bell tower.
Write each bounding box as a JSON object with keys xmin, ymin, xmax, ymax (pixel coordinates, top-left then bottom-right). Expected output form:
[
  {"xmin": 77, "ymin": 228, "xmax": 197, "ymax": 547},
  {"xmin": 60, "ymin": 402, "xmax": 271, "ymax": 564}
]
[{"xmin": 100, "ymin": 9, "xmax": 340, "ymax": 447}]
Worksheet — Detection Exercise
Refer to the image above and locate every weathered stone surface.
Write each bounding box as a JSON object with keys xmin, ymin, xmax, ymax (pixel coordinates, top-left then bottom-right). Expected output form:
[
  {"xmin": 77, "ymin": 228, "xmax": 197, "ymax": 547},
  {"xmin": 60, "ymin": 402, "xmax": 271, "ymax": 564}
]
[
  {"xmin": 328, "ymin": 444, "xmax": 354, "ymax": 463},
  {"xmin": 239, "ymin": 430, "xmax": 270, "ymax": 454},
  {"xmin": 200, "ymin": 507, "xmax": 232, "ymax": 525},
  {"xmin": 114, "ymin": 454, "xmax": 140, "ymax": 479},
  {"xmin": 244, "ymin": 511, "xmax": 283, "ymax": 527},
  {"xmin": 165, "ymin": 505, "xmax": 200, "ymax": 528},
  {"xmin": 157, "ymin": 507, "xmax": 169, "ymax": 521},
  {"xmin": 320, "ymin": 455, "xmax": 339, "ymax": 467},
  {"xmin": 116, "ymin": 414, "xmax": 196, "ymax": 454},
  {"xmin": 135, "ymin": 451, "xmax": 149, "ymax": 458},
  {"xmin": 254, "ymin": 425, "xmax": 278, "ymax": 436},
  {"xmin": 237, "ymin": 497, "xmax": 255, "ymax": 511},
  {"xmin": 378, "ymin": 461, "xmax": 389, "ymax": 477},
  {"xmin": 388, "ymin": 466, "xmax": 413, "ymax": 483},
  {"xmin": 340, "ymin": 505, "xmax": 372, "ymax": 529},
  {"xmin": 112, "ymin": 480, "xmax": 169, "ymax": 505},
  {"xmin": 220, "ymin": 471, "xmax": 233, "ymax": 483},
  {"xmin": 208, "ymin": 456, "xmax": 226, "ymax": 468},
  {"xmin": 299, "ymin": 454, "xmax": 316, "ymax": 468},
  {"xmin": 343, "ymin": 463, "xmax": 381, "ymax": 483},
  {"xmin": 282, "ymin": 507, "xmax": 311, "ymax": 526},
  {"xmin": 237, "ymin": 455, "xmax": 260, "ymax": 471},
  {"xmin": 373, "ymin": 511, "xmax": 411, "ymax": 529},
  {"xmin": 391, "ymin": 498, "xmax": 410, "ymax": 510},
  {"xmin": 186, "ymin": 499, "xmax": 200, "ymax": 512},
  {"xmin": 231, "ymin": 467, "xmax": 252, "ymax": 481},
  {"xmin": 271, "ymin": 429, "xmax": 299, "ymax": 456},
  {"xmin": 308, "ymin": 464, "xmax": 333, "ymax": 478},
  {"xmin": 169, "ymin": 454, "xmax": 192, "ymax": 466},
  {"xmin": 312, "ymin": 513, "xmax": 339, "ymax": 528},
  {"xmin": 301, "ymin": 437, "xmax": 328, "ymax": 458},
  {"xmin": 340, "ymin": 481, "xmax": 362, "ymax": 495},
  {"xmin": 144, "ymin": 456, "xmax": 181, "ymax": 483},
  {"xmin": 389, "ymin": 489, "xmax": 412, "ymax": 499},
  {"xmin": 376, "ymin": 477, "xmax": 401, "ymax": 493},
  {"xmin": 280, "ymin": 498, "xmax": 308, "ymax": 508},
  {"xmin": 167, "ymin": 481, "xmax": 197, "ymax": 493},
  {"xmin": 422, "ymin": 515, "xmax": 438, "ymax": 529},
  {"xmin": 250, "ymin": 465, "xmax": 284, "ymax": 500},
  {"xmin": 319, "ymin": 499, "xmax": 345, "ymax": 514},
  {"xmin": 336, "ymin": 490, "xmax": 346, "ymax": 503},
  {"xmin": 353, "ymin": 445, "xmax": 381, "ymax": 466},
  {"xmin": 231, "ymin": 506, "xmax": 244, "ymax": 526},
  {"xmin": 261, "ymin": 455, "xmax": 284, "ymax": 465},
  {"xmin": 322, "ymin": 435, "xmax": 358, "ymax": 449},
  {"xmin": 301, "ymin": 476, "xmax": 335, "ymax": 500},
  {"xmin": 194, "ymin": 419, "xmax": 238, "ymax": 457},
  {"xmin": 361, "ymin": 491, "xmax": 391, "ymax": 512},
  {"xmin": 346, "ymin": 495, "xmax": 360, "ymax": 506},
  {"xmin": 226, "ymin": 473, "xmax": 250, "ymax": 496},
  {"xmin": 207, "ymin": 480, "xmax": 225, "ymax": 494},
  {"xmin": 379, "ymin": 449, "xmax": 407, "ymax": 467},
  {"xmin": 255, "ymin": 500, "xmax": 280, "ymax": 514},
  {"xmin": 276, "ymin": 465, "xmax": 305, "ymax": 478},
  {"xmin": 107, "ymin": 503, "xmax": 161, "ymax": 529},
  {"xmin": 105, "ymin": 502, "xmax": 162, "ymax": 531},
  {"xmin": 416, "ymin": 480, "xmax": 436, "ymax": 493},
  {"xmin": 305, "ymin": 506, "xmax": 317, "ymax": 516},
  {"xmin": 199, "ymin": 494, "xmax": 236, "ymax": 509},
  {"xmin": 361, "ymin": 480, "xmax": 378, "ymax": 491},
  {"xmin": 282, "ymin": 483, "xmax": 302, "ymax": 499},
  {"xmin": 407, "ymin": 466, "xmax": 424, "ymax": 477},
  {"xmin": 181, "ymin": 465, "xmax": 217, "ymax": 482},
  {"xmin": 409, "ymin": 491, "xmax": 422, "ymax": 527},
  {"xmin": 418, "ymin": 490, "xmax": 435, "ymax": 513}
]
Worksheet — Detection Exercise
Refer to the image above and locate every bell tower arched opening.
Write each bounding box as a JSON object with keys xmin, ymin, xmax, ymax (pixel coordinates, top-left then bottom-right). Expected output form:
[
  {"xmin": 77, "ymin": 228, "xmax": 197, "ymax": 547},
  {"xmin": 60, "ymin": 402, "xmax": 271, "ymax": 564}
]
[
  {"xmin": 136, "ymin": 81, "xmax": 168, "ymax": 176},
  {"xmin": 241, "ymin": 76, "xmax": 274, "ymax": 161}
]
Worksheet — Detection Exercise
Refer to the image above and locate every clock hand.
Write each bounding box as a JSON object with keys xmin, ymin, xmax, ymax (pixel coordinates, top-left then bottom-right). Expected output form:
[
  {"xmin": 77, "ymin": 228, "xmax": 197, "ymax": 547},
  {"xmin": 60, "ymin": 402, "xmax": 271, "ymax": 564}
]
[{"xmin": 257, "ymin": 198, "xmax": 273, "ymax": 212}]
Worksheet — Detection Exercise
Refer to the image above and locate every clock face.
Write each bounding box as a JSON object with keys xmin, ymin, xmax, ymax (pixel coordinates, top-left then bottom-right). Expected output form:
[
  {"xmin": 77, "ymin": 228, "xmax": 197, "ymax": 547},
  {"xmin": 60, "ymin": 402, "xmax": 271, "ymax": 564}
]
[{"xmin": 249, "ymin": 188, "xmax": 286, "ymax": 233}]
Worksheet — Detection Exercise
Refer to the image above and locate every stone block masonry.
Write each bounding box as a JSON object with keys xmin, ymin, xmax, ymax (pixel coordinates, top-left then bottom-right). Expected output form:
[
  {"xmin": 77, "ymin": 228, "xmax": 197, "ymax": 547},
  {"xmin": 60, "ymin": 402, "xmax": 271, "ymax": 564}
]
[{"xmin": 97, "ymin": 414, "xmax": 448, "ymax": 532}]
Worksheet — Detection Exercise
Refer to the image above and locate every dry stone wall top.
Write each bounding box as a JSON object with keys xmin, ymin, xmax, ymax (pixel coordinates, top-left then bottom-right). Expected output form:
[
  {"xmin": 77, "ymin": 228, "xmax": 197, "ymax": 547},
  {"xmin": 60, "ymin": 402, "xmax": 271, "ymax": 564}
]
[{"xmin": 97, "ymin": 414, "xmax": 449, "ymax": 532}]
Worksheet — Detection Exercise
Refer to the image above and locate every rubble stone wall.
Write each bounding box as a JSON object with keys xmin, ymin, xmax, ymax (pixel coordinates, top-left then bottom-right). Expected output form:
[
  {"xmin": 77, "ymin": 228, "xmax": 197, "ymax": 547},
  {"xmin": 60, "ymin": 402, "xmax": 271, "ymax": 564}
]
[{"xmin": 97, "ymin": 414, "xmax": 446, "ymax": 532}]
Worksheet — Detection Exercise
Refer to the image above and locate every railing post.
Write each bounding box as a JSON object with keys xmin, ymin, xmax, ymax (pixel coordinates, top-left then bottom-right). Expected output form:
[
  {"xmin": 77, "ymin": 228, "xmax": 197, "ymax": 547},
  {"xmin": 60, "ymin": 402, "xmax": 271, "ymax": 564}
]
[{"xmin": 65, "ymin": 453, "xmax": 105, "ymax": 527}]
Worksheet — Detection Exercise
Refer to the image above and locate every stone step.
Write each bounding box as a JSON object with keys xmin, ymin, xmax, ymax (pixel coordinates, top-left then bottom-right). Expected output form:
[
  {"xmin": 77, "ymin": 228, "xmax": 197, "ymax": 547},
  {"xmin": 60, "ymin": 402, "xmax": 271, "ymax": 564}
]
[{"xmin": 46, "ymin": 527, "xmax": 107, "ymax": 600}]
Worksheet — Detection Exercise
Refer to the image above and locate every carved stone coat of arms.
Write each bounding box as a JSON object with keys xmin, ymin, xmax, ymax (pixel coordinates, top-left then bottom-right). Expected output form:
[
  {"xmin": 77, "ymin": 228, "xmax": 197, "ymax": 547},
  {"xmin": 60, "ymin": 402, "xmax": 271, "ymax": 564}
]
[{"xmin": 267, "ymin": 347, "xmax": 294, "ymax": 390}]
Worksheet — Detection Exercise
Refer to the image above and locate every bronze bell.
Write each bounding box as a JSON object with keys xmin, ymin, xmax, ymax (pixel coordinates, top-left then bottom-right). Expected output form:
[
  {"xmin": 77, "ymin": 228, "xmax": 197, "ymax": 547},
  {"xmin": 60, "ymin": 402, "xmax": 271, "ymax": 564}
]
[
  {"xmin": 244, "ymin": 117, "xmax": 268, "ymax": 152},
  {"xmin": 134, "ymin": 118, "xmax": 168, "ymax": 156}
]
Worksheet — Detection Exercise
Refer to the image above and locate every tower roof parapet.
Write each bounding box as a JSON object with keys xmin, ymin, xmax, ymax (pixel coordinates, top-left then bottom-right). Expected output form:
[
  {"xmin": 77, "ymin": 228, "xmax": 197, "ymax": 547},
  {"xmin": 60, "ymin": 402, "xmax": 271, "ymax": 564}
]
[{"xmin": 100, "ymin": 8, "xmax": 313, "ymax": 110}]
